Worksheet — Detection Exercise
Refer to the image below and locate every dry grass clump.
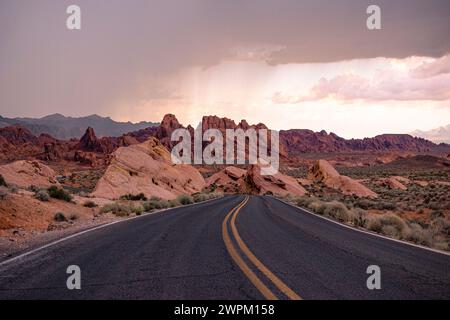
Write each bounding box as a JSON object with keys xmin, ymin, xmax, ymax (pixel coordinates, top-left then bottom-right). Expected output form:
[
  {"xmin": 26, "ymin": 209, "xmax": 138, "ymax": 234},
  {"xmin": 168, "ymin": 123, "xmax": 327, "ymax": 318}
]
[
  {"xmin": 100, "ymin": 202, "xmax": 134, "ymax": 217},
  {"xmin": 143, "ymin": 197, "xmax": 171, "ymax": 211},
  {"xmin": 193, "ymin": 192, "xmax": 223, "ymax": 203},
  {"xmin": 177, "ymin": 194, "xmax": 194, "ymax": 205}
]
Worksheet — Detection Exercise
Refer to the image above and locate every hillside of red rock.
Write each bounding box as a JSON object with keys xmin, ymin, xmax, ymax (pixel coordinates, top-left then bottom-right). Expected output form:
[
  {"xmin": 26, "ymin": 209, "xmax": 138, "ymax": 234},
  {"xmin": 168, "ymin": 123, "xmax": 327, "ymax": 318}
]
[{"xmin": 280, "ymin": 129, "xmax": 441, "ymax": 154}]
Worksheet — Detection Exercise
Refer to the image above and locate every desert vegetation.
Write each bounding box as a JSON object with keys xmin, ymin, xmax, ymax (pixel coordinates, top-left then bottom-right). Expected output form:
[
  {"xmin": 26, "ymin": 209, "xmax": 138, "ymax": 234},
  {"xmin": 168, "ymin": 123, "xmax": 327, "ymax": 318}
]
[
  {"xmin": 99, "ymin": 192, "xmax": 223, "ymax": 218},
  {"xmin": 282, "ymin": 194, "xmax": 450, "ymax": 251},
  {"xmin": 47, "ymin": 186, "xmax": 73, "ymax": 202}
]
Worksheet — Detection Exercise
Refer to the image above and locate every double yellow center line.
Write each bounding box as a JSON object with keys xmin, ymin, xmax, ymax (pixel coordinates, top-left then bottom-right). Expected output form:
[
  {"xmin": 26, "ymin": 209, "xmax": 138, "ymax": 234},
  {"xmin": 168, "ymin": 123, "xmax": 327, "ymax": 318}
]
[{"xmin": 222, "ymin": 196, "xmax": 302, "ymax": 300}]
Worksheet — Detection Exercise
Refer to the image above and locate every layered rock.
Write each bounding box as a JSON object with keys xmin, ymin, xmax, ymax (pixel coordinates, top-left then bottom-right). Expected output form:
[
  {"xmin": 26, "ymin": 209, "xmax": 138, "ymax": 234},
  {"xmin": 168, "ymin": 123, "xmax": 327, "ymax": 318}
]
[
  {"xmin": 280, "ymin": 130, "xmax": 440, "ymax": 154},
  {"xmin": 155, "ymin": 114, "xmax": 184, "ymax": 149},
  {"xmin": 381, "ymin": 177, "xmax": 407, "ymax": 190},
  {"xmin": 205, "ymin": 165, "xmax": 306, "ymax": 197},
  {"xmin": 77, "ymin": 127, "xmax": 104, "ymax": 153},
  {"xmin": 91, "ymin": 137, "xmax": 205, "ymax": 200},
  {"xmin": 243, "ymin": 165, "xmax": 307, "ymax": 196},
  {"xmin": 307, "ymin": 160, "xmax": 377, "ymax": 197},
  {"xmin": 0, "ymin": 160, "xmax": 59, "ymax": 188},
  {"xmin": 206, "ymin": 167, "xmax": 247, "ymax": 193}
]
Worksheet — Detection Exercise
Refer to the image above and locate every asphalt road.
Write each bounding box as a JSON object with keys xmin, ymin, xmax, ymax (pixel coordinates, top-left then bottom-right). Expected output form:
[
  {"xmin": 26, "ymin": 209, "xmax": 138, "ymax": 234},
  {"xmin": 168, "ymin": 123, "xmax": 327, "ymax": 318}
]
[{"xmin": 0, "ymin": 195, "xmax": 449, "ymax": 300}]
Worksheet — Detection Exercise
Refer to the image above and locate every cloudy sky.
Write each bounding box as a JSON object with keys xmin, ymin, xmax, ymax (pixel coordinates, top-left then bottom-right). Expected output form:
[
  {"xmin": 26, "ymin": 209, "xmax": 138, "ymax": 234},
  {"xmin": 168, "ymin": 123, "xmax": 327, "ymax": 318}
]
[{"xmin": 1, "ymin": 0, "xmax": 449, "ymax": 138}]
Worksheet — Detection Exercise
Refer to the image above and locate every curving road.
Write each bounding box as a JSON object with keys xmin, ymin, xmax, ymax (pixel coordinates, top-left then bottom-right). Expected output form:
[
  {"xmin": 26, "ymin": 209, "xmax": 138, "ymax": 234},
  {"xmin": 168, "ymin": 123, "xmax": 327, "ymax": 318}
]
[{"xmin": 0, "ymin": 195, "xmax": 449, "ymax": 300}]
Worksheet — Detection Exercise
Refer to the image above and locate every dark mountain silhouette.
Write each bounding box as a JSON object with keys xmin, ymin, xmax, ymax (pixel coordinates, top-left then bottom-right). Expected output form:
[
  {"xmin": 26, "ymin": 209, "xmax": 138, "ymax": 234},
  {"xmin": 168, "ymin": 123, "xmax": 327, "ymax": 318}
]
[{"xmin": 0, "ymin": 113, "xmax": 158, "ymax": 139}]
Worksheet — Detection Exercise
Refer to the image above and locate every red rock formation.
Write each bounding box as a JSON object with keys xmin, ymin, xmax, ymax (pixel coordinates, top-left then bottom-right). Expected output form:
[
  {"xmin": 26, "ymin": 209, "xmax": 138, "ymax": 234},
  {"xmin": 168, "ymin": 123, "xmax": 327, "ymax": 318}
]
[
  {"xmin": 381, "ymin": 177, "xmax": 407, "ymax": 190},
  {"xmin": 92, "ymin": 137, "xmax": 205, "ymax": 200},
  {"xmin": 0, "ymin": 160, "xmax": 59, "ymax": 188},
  {"xmin": 280, "ymin": 130, "xmax": 438, "ymax": 154},
  {"xmin": 155, "ymin": 114, "xmax": 183, "ymax": 149},
  {"xmin": 77, "ymin": 127, "xmax": 104, "ymax": 152},
  {"xmin": 307, "ymin": 160, "xmax": 377, "ymax": 198},
  {"xmin": 205, "ymin": 165, "xmax": 306, "ymax": 197}
]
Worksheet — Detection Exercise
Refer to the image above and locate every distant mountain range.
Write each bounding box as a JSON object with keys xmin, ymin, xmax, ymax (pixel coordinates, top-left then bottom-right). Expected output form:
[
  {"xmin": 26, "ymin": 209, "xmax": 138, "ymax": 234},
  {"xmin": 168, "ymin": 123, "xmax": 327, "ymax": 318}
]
[
  {"xmin": 0, "ymin": 114, "xmax": 158, "ymax": 139},
  {"xmin": 0, "ymin": 114, "xmax": 448, "ymax": 165},
  {"xmin": 410, "ymin": 125, "xmax": 450, "ymax": 144}
]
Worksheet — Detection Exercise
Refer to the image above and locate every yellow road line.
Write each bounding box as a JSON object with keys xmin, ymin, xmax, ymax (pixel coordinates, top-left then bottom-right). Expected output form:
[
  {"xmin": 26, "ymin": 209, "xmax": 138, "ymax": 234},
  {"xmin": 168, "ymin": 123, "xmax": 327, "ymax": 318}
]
[
  {"xmin": 230, "ymin": 196, "xmax": 302, "ymax": 300},
  {"xmin": 222, "ymin": 196, "xmax": 278, "ymax": 300}
]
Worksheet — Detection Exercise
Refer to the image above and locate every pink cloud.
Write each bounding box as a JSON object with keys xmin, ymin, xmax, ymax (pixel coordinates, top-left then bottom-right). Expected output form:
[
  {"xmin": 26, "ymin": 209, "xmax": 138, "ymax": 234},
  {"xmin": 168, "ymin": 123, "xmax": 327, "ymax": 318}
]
[{"xmin": 272, "ymin": 56, "xmax": 450, "ymax": 103}]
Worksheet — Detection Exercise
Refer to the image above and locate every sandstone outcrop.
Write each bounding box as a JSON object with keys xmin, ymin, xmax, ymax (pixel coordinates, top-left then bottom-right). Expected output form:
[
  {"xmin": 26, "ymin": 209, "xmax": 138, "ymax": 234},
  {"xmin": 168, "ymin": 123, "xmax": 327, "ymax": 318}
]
[
  {"xmin": 0, "ymin": 160, "xmax": 59, "ymax": 188},
  {"xmin": 381, "ymin": 177, "xmax": 407, "ymax": 190},
  {"xmin": 206, "ymin": 165, "xmax": 306, "ymax": 197},
  {"xmin": 91, "ymin": 137, "xmax": 205, "ymax": 200},
  {"xmin": 307, "ymin": 160, "xmax": 377, "ymax": 197}
]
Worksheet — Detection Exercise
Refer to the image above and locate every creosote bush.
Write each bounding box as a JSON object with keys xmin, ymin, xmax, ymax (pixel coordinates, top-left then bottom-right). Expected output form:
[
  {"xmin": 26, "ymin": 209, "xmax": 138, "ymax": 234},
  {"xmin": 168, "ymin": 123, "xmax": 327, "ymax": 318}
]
[
  {"xmin": 120, "ymin": 193, "xmax": 147, "ymax": 201},
  {"xmin": 143, "ymin": 197, "xmax": 170, "ymax": 211},
  {"xmin": 100, "ymin": 203, "xmax": 132, "ymax": 217},
  {"xmin": 177, "ymin": 194, "xmax": 193, "ymax": 205},
  {"xmin": 54, "ymin": 212, "xmax": 68, "ymax": 222},
  {"xmin": 48, "ymin": 186, "xmax": 72, "ymax": 202},
  {"xmin": 83, "ymin": 200, "xmax": 97, "ymax": 208},
  {"xmin": 34, "ymin": 189, "xmax": 50, "ymax": 202}
]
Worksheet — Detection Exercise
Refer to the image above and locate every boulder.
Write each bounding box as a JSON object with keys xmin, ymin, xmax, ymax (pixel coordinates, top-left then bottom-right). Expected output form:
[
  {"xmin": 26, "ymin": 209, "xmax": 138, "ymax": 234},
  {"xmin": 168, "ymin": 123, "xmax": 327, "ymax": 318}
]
[
  {"xmin": 243, "ymin": 165, "xmax": 307, "ymax": 196},
  {"xmin": 382, "ymin": 177, "xmax": 407, "ymax": 190},
  {"xmin": 91, "ymin": 137, "xmax": 205, "ymax": 200},
  {"xmin": 0, "ymin": 160, "xmax": 59, "ymax": 188},
  {"xmin": 307, "ymin": 160, "xmax": 377, "ymax": 198},
  {"xmin": 205, "ymin": 165, "xmax": 306, "ymax": 197}
]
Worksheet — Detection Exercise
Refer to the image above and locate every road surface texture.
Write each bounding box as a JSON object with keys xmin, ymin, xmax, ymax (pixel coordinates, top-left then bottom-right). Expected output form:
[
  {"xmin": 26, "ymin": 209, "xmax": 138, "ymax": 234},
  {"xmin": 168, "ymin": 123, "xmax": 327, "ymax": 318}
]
[{"xmin": 0, "ymin": 195, "xmax": 449, "ymax": 299}]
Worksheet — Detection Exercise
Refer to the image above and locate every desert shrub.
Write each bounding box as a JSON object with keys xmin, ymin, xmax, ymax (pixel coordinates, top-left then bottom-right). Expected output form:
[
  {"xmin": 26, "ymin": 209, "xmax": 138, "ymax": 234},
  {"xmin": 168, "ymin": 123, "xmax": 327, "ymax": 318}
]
[
  {"xmin": 193, "ymin": 193, "xmax": 208, "ymax": 203},
  {"xmin": 120, "ymin": 193, "xmax": 147, "ymax": 201},
  {"xmin": 54, "ymin": 212, "xmax": 67, "ymax": 222},
  {"xmin": 28, "ymin": 185, "xmax": 39, "ymax": 192},
  {"xmin": 376, "ymin": 201, "xmax": 396, "ymax": 211},
  {"xmin": 100, "ymin": 203, "xmax": 132, "ymax": 217},
  {"xmin": 366, "ymin": 216, "xmax": 383, "ymax": 233},
  {"xmin": 168, "ymin": 199, "xmax": 179, "ymax": 207},
  {"xmin": 403, "ymin": 223, "xmax": 431, "ymax": 245},
  {"xmin": 48, "ymin": 186, "xmax": 72, "ymax": 202},
  {"xmin": 296, "ymin": 196, "xmax": 316, "ymax": 208},
  {"xmin": 307, "ymin": 201, "xmax": 327, "ymax": 215},
  {"xmin": 177, "ymin": 194, "xmax": 193, "ymax": 205},
  {"xmin": 0, "ymin": 174, "xmax": 6, "ymax": 187},
  {"xmin": 351, "ymin": 208, "xmax": 369, "ymax": 227},
  {"xmin": 83, "ymin": 200, "xmax": 97, "ymax": 208},
  {"xmin": 34, "ymin": 189, "xmax": 50, "ymax": 202},
  {"xmin": 431, "ymin": 217, "xmax": 450, "ymax": 237},
  {"xmin": 354, "ymin": 198, "xmax": 377, "ymax": 210},
  {"xmin": 131, "ymin": 204, "xmax": 144, "ymax": 216},
  {"xmin": 69, "ymin": 213, "xmax": 79, "ymax": 221},
  {"xmin": 367, "ymin": 214, "xmax": 407, "ymax": 236},
  {"xmin": 322, "ymin": 201, "xmax": 354, "ymax": 223},
  {"xmin": 143, "ymin": 198, "xmax": 170, "ymax": 211},
  {"xmin": 381, "ymin": 225, "xmax": 401, "ymax": 238}
]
